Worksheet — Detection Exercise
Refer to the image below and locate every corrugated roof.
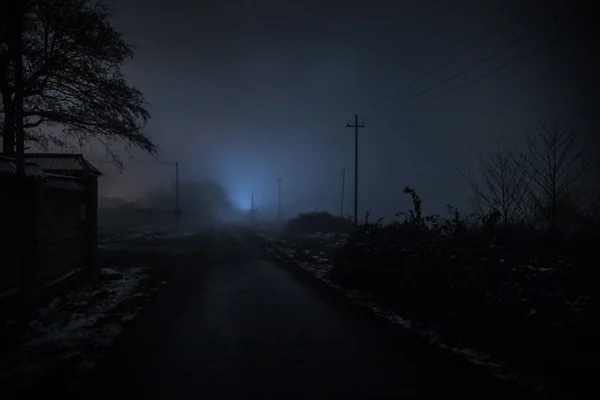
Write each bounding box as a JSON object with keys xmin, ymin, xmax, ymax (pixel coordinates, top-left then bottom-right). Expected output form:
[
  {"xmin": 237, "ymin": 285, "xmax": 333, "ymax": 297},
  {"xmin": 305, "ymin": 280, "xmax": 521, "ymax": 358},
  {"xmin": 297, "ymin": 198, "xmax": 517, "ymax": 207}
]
[
  {"xmin": 25, "ymin": 153, "xmax": 102, "ymax": 176},
  {"xmin": 0, "ymin": 156, "xmax": 46, "ymax": 178},
  {"xmin": 44, "ymin": 174, "xmax": 87, "ymax": 191}
]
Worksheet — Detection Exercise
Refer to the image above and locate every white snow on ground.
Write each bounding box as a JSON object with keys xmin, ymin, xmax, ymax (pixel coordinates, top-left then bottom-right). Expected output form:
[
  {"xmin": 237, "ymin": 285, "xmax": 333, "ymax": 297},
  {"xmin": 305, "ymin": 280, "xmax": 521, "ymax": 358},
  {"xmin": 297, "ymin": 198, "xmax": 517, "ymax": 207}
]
[
  {"xmin": 521, "ymin": 265, "xmax": 556, "ymax": 273},
  {"xmin": 23, "ymin": 267, "xmax": 145, "ymax": 351},
  {"xmin": 0, "ymin": 267, "xmax": 152, "ymax": 393},
  {"xmin": 302, "ymin": 232, "xmax": 348, "ymax": 248},
  {"xmin": 264, "ymin": 237, "xmax": 548, "ymax": 397}
]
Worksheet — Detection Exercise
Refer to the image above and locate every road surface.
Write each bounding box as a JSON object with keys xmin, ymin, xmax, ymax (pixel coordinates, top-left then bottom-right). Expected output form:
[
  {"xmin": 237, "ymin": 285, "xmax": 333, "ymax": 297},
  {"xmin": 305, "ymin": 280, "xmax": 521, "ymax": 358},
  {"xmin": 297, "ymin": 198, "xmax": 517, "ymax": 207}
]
[{"xmin": 70, "ymin": 226, "xmax": 535, "ymax": 399}]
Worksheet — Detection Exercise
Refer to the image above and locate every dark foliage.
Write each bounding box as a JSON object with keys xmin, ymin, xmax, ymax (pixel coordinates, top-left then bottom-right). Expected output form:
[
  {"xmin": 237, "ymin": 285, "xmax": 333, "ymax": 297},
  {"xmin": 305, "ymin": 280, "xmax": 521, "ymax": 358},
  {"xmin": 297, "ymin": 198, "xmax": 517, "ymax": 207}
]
[
  {"xmin": 329, "ymin": 187, "xmax": 600, "ymax": 397},
  {"xmin": 0, "ymin": 0, "xmax": 157, "ymax": 163},
  {"xmin": 283, "ymin": 211, "xmax": 354, "ymax": 236}
]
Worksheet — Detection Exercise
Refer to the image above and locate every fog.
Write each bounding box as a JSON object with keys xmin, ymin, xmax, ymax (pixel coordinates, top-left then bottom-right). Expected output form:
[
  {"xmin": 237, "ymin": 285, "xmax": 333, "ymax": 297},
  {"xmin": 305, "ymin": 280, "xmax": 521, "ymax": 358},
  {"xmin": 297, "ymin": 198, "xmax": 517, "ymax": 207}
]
[{"xmin": 87, "ymin": 0, "xmax": 598, "ymax": 223}]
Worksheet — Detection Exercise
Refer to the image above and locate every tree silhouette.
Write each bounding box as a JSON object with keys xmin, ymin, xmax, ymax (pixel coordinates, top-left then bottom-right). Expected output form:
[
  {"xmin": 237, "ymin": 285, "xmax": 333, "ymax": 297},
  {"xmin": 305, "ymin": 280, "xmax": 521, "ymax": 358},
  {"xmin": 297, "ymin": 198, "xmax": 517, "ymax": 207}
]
[
  {"xmin": 0, "ymin": 0, "xmax": 157, "ymax": 162},
  {"xmin": 515, "ymin": 119, "xmax": 594, "ymax": 234},
  {"xmin": 458, "ymin": 141, "xmax": 531, "ymax": 229}
]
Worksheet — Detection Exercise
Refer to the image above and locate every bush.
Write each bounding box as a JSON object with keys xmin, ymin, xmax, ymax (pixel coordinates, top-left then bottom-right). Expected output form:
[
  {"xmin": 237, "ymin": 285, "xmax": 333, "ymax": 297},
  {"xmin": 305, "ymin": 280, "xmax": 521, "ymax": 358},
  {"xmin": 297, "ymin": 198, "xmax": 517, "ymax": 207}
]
[
  {"xmin": 283, "ymin": 211, "xmax": 354, "ymax": 236},
  {"xmin": 327, "ymin": 187, "xmax": 600, "ymax": 397}
]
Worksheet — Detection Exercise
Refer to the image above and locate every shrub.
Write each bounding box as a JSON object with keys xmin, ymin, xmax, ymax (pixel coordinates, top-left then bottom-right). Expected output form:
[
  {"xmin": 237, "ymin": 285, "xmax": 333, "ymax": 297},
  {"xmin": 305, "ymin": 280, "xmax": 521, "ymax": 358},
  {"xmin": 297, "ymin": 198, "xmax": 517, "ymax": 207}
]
[
  {"xmin": 283, "ymin": 211, "xmax": 354, "ymax": 236},
  {"xmin": 327, "ymin": 185, "xmax": 600, "ymax": 397}
]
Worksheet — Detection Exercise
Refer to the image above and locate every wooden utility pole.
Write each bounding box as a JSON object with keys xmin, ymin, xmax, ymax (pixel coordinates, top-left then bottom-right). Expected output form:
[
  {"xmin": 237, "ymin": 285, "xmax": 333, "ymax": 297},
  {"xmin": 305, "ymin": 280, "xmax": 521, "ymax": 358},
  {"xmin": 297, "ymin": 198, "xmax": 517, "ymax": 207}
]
[
  {"xmin": 174, "ymin": 162, "xmax": 181, "ymax": 231},
  {"xmin": 175, "ymin": 162, "xmax": 179, "ymax": 211},
  {"xmin": 277, "ymin": 177, "xmax": 282, "ymax": 220},
  {"xmin": 341, "ymin": 166, "xmax": 345, "ymax": 217},
  {"xmin": 346, "ymin": 114, "xmax": 365, "ymax": 227},
  {"xmin": 340, "ymin": 166, "xmax": 352, "ymax": 217},
  {"xmin": 251, "ymin": 190, "xmax": 255, "ymax": 220}
]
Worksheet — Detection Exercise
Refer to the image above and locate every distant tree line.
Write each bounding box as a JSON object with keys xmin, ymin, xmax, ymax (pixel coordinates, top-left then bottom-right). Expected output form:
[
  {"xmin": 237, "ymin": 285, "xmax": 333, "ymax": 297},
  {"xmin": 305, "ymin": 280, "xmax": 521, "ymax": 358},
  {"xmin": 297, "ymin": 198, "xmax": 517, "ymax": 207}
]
[{"xmin": 139, "ymin": 179, "xmax": 238, "ymax": 224}]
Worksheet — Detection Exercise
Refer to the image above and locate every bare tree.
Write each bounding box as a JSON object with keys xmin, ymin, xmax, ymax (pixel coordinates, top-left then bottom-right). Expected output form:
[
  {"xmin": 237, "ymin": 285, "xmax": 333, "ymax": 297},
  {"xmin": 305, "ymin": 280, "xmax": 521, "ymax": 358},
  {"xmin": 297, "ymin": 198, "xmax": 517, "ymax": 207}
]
[
  {"xmin": 515, "ymin": 119, "xmax": 594, "ymax": 234},
  {"xmin": 458, "ymin": 141, "xmax": 531, "ymax": 229},
  {"xmin": 0, "ymin": 0, "xmax": 157, "ymax": 162}
]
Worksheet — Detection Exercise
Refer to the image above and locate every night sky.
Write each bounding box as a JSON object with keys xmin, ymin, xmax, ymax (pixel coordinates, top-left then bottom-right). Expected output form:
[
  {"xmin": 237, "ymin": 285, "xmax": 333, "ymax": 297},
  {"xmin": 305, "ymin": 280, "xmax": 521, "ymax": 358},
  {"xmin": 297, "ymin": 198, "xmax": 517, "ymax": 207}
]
[{"xmin": 88, "ymin": 0, "xmax": 599, "ymax": 220}]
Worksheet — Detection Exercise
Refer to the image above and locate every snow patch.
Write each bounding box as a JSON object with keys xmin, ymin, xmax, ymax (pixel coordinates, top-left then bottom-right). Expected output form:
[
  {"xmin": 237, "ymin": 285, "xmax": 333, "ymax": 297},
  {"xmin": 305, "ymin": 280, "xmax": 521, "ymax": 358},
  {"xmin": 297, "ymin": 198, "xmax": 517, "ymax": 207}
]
[
  {"xmin": 522, "ymin": 265, "xmax": 556, "ymax": 273},
  {"xmin": 24, "ymin": 267, "xmax": 145, "ymax": 350},
  {"xmin": 100, "ymin": 267, "xmax": 121, "ymax": 276},
  {"xmin": 0, "ymin": 267, "xmax": 151, "ymax": 394}
]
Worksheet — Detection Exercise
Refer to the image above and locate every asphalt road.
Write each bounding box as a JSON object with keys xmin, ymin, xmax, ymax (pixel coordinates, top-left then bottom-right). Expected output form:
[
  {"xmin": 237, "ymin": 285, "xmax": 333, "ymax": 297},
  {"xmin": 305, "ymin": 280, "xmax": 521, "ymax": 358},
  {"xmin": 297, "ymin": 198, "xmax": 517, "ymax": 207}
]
[{"xmin": 70, "ymin": 226, "xmax": 535, "ymax": 399}]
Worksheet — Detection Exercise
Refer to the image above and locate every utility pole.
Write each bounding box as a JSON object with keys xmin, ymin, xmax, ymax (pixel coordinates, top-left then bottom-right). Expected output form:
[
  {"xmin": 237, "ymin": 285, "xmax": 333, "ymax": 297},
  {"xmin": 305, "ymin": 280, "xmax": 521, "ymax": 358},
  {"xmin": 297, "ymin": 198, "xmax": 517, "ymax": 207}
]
[
  {"xmin": 251, "ymin": 190, "xmax": 255, "ymax": 220},
  {"xmin": 340, "ymin": 166, "xmax": 352, "ymax": 217},
  {"xmin": 174, "ymin": 162, "xmax": 181, "ymax": 231},
  {"xmin": 346, "ymin": 113, "xmax": 365, "ymax": 227},
  {"xmin": 175, "ymin": 162, "xmax": 179, "ymax": 211},
  {"xmin": 277, "ymin": 177, "xmax": 282, "ymax": 220}
]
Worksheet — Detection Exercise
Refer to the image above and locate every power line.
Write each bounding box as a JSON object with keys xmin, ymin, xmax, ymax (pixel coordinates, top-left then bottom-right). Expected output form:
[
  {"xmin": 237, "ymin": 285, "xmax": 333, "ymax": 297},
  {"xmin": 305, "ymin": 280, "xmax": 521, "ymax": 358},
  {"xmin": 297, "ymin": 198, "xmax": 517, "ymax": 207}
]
[
  {"xmin": 363, "ymin": 0, "xmax": 542, "ymax": 121},
  {"xmin": 365, "ymin": 126, "xmax": 414, "ymax": 131},
  {"xmin": 368, "ymin": 2, "xmax": 579, "ymax": 121},
  {"xmin": 385, "ymin": 31, "xmax": 568, "ymax": 115}
]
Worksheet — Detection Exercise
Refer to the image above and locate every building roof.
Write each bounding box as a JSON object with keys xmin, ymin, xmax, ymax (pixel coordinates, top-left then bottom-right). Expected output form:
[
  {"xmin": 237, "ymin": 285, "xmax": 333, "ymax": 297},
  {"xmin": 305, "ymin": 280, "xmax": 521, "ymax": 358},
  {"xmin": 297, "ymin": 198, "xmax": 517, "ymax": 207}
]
[
  {"xmin": 0, "ymin": 156, "xmax": 46, "ymax": 178},
  {"xmin": 24, "ymin": 153, "xmax": 102, "ymax": 176},
  {"xmin": 45, "ymin": 173, "xmax": 87, "ymax": 192},
  {"xmin": 0, "ymin": 156, "xmax": 88, "ymax": 192}
]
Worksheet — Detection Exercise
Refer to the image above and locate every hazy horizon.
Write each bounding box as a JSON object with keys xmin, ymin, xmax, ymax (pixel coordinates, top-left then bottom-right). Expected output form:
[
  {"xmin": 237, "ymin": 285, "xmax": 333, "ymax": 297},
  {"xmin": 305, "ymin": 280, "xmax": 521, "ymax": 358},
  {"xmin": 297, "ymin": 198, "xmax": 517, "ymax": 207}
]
[{"xmin": 20, "ymin": 0, "xmax": 600, "ymax": 221}]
